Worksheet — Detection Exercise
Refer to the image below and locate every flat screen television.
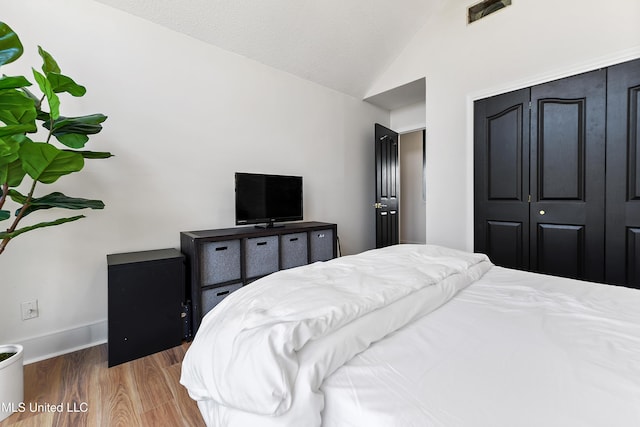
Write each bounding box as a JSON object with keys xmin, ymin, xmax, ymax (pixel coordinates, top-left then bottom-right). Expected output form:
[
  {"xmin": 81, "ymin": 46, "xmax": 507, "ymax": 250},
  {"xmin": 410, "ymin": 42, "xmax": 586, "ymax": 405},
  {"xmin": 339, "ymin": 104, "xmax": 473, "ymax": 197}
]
[{"xmin": 235, "ymin": 172, "xmax": 303, "ymax": 228}]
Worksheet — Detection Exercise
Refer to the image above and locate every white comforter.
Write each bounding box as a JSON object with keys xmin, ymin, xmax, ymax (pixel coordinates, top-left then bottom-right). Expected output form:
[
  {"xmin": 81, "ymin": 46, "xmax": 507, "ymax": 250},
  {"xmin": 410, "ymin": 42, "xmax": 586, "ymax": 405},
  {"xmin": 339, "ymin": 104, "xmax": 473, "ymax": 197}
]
[
  {"xmin": 180, "ymin": 244, "xmax": 492, "ymax": 426},
  {"xmin": 322, "ymin": 266, "xmax": 640, "ymax": 427}
]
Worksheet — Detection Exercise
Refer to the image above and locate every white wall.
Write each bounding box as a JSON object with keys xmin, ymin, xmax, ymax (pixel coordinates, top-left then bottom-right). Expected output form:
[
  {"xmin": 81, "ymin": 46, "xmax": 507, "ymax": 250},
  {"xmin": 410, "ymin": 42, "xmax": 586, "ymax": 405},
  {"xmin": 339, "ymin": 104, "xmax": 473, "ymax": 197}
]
[
  {"xmin": 1, "ymin": 0, "xmax": 388, "ymax": 361},
  {"xmin": 367, "ymin": 0, "xmax": 640, "ymax": 251}
]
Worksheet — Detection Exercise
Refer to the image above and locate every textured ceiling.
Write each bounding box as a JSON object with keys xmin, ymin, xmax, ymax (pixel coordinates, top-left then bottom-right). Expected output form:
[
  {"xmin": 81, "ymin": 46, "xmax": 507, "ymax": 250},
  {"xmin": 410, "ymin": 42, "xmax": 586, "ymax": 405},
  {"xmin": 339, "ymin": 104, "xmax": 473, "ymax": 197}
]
[{"xmin": 93, "ymin": 0, "xmax": 437, "ymax": 101}]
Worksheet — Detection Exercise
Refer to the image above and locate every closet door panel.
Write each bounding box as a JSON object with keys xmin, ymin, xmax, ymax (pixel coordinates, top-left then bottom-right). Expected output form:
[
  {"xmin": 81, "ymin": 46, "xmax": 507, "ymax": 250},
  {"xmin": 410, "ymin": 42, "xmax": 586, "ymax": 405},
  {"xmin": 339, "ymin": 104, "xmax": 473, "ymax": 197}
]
[
  {"xmin": 474, "ymin": 88, "xmax": 530, "ymax": 270},
  {"xmin": 606, "ymin": 58, "xmax": 640, "ymax": 287},
  {"xmin": 630, "ymin": 86, "xmax": 640, "ymax": 199},
  {"xmin": 486, "ymin": 220, "xmax": 524, "ymax": 268},
  {"xmin": 626, "ymin": 228, "xmax": 640, "ymax": 287},
  {"xmin": 538, "ymin": 101, "xmax": 584, "ymax": 200},
  {"xmin": 530, "ymin": 69, "xmax": 606, "ymax": 282},
  {"xmin": 537, "ymin": 224, "xmax": 584, "ymax": 279},
  {"xmin": 488, "ymin": 107, "xmax": 523, "ymax": 200}
]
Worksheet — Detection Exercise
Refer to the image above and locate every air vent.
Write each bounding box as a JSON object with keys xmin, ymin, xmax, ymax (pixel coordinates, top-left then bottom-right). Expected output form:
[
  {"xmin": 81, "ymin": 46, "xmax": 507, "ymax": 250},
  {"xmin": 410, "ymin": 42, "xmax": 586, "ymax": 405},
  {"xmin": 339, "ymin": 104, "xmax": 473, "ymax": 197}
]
[{"xmin": 468, "ymin": 0, "xmax": 511, "ymax": 23}]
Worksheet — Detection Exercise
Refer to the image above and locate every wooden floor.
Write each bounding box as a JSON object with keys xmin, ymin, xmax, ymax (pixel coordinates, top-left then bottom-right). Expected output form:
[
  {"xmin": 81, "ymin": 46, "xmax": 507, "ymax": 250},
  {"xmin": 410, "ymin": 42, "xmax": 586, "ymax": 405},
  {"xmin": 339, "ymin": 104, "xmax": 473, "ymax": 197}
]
[{"xmin": 0, "ymin": 343, "xmax": 204, "ymax": 427}]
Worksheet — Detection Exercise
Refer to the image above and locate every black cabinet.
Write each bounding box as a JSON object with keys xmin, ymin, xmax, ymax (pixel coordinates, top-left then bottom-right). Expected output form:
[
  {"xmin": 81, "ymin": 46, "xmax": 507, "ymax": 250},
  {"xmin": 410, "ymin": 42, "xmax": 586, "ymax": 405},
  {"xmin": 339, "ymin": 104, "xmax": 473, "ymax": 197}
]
[
  {"xmin": 107, "ymin": 248, "xmax": 185, "ymax": 367},
  {"xmin": 181, "ymin": 221, "xmax": 337, "ymax": 336}
]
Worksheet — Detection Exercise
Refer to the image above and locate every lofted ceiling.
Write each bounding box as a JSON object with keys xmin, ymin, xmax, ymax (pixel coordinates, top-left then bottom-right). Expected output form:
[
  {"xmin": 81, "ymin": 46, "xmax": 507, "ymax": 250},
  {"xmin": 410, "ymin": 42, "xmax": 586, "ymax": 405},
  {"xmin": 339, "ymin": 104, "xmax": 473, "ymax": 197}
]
[{"xmin": 93, "ymin": 0, "xmax": 437, "ymax": 103}]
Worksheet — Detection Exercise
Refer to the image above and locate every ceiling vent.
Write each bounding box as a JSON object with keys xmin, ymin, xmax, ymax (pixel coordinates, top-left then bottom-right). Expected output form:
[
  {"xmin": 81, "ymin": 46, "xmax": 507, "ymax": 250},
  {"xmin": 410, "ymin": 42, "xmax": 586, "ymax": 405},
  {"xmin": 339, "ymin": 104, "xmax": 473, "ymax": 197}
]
[{"xmin": 468, "ymin": 0, "xmax": 511, "ymax": 23}]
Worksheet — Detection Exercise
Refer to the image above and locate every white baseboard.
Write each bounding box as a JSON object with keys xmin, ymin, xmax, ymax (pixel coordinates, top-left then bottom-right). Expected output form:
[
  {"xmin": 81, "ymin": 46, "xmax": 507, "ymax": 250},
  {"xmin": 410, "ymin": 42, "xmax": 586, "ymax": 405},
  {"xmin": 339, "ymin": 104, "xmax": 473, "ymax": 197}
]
[{"xmin": 16, "ymin": 320, "xmax": 108, "ymax": 365}]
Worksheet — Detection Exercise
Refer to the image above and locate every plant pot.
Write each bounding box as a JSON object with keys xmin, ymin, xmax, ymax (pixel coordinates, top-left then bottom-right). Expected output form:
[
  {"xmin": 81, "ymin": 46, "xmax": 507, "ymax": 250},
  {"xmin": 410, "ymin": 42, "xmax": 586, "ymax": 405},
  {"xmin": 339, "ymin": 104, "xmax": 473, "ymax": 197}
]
[{"xmin": 0, "ymin": 344, "xmax": 24, "ymax": 422}]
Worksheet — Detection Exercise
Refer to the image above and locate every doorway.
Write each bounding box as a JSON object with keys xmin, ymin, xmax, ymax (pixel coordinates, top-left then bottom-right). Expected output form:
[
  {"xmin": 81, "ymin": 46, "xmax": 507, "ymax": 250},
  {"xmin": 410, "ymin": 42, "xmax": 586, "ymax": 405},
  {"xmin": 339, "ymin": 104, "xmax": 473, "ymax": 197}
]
[
  {"xmin": 399, "ymin": 129, "xmax": 426, "ymax": 244},
  {"xmin": 365, "ymin": 77, "xmax": 427, "ymax": 248}
]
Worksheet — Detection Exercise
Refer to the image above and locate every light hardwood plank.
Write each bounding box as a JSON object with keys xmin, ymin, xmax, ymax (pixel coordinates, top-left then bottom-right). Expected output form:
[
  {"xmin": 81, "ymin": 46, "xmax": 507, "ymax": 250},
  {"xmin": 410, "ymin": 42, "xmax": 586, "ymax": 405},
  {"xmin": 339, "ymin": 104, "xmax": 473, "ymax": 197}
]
[
  {"xmin": 95, "ymin": 362, "xmax": 144, "ymax": 427},
  {"xmin": 163, "ymin": 362, "xmax": 204, "ymax": 427},
  {"xmin": 0, "ymin": 343, "xmax": 204, "ymax": 427},
  {"xmin": 3, "ymin": 412, "xmax": 54, "ymax": 427},
  {"xmin": 141, "ymin": 401, "xmax": 184, "ymax": 427},
  {"xmin": 131, "ymin": 353, "xmax": 175, "ymax": 413}
]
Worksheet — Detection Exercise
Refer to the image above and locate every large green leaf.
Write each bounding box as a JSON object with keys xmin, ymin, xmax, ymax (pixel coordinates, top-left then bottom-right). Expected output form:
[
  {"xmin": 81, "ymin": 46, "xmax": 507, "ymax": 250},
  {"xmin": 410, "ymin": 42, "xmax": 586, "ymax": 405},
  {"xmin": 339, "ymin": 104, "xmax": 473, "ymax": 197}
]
[
  {"xmin": 0, "ymin": 75, "xmax": 31, "ymax": 90},
  {"xmin": 0, "ymin": 135, "xmax": 20, "ymax": 166},
  {"xmin": 0, "ymin": 210, "xmax": 9, "ymax": 221},
  {"xmin": 0, "ymin": 123, "xmax": 37, "ymax": 138},
  {"xmin": 0, "ymin": 22, "xmax": 23, "ymax": 67},
  {"xmin": 0, "ymin": 214, "xmax": 84, "ymax": 239},
  {"xmin": 66, "ymin": 150, "xmax": 114, "ymax": 159},
  {"xmin": 48, "ymin": 114, "xmax": 107, "ymax": 133},
  {"xmin": 10, "ymin": 190, "xmax": 104, "ymax": 217},
  {"xmin": 44, "ymin": 114, "xmax": 107, "ymax": 148},
  {"xmin": 0, "ymin": 134, "xmax": 30, "ymax": 182},
  {"xmin": 0, "ymin": 157, "xmax": 27, "ymax": 186},
  {"xmin": 46, "ymin": 73, "xmax": 86, "ymax": 97},
  {"xmin": 0, "ymin": 89, "xmax": 37, "ymax": 136},
  {"xmin": 37, "ymin": 46, "xmax": 60, "ymax": 74},
  {"xmin": 0, "ymin": 89, "xmax": 35, "ymax": 110},
  {"xmin": 32, "ymin": 69, "xmax": 60, "ymax": 120},
  {"xmin": 56, "ymin": 133, "xmax": 89, "ymax": 148},
  {"xmin": 19, "ymin": 141, "xmax": 84, "ymax": 183}
]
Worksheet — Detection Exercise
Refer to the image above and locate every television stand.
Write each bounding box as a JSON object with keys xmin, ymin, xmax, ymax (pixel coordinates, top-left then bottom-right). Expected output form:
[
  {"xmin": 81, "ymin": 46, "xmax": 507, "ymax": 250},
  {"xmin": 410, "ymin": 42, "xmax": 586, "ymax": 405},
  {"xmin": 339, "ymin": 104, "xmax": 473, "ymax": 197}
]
[{"xmin": 180, "ymin": 221, "xmax": 337, "ymax": 336}]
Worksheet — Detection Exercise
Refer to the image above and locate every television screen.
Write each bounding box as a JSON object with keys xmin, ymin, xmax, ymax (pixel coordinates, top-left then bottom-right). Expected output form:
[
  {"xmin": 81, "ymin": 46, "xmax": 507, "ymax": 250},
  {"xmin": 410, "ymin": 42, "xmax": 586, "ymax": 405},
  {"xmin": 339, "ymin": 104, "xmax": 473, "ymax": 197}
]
[{"xmin": 235, "ymin": 173, "xmax": 303, "ymax": 227}]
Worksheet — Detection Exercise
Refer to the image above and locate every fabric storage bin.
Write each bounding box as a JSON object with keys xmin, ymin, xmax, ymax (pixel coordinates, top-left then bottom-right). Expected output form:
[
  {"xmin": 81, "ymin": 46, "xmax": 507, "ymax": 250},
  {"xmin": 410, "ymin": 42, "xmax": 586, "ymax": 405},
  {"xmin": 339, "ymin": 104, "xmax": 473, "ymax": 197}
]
[
  {"xmin": 200, "ymin": 240, "xmax": 241, "ymax": 285},
  {"xmin": 310, "ymin": 229, "xmax": 334, "ymax": 262},
  {"xmin": 201, "ymin": 282, "xmax": 242, "ymax": 315},
  {"xmin": 281, "ymin": 232, "xmax": 308, "ymax": 269},
  {"xmin": 245, "ymin": 235, "xmax": 279, "ymax": 278}
]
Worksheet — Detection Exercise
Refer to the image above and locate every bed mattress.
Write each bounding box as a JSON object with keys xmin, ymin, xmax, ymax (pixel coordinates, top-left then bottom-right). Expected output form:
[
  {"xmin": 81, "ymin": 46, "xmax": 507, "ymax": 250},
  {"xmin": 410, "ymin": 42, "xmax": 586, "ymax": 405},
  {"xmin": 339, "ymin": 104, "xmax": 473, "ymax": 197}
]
[{"xmin": 180, "ymin": 244, "xmax": 640, "ymax": 426}]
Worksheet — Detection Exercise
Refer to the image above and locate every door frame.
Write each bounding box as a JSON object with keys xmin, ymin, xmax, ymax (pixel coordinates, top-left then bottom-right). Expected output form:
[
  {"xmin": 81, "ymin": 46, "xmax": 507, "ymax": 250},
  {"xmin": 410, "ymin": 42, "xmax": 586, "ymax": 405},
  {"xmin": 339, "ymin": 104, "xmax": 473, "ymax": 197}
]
[{"xmin": 374, "ymin": 124, "xmax": 427, "ymax": 248}]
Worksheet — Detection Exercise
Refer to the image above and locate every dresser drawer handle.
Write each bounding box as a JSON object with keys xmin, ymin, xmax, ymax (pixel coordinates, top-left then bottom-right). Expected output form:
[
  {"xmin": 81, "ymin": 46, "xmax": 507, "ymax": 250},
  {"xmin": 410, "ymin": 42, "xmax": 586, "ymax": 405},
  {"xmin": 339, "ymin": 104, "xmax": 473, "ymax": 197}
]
[
  {"xmin": 215, "ymin": 246, "xmax": 228, "ymax": 251},
  {"xmin": 289, "ymin": 237, "xmax": 299, "ymax": 242},
  {"xmin": 257, "ymin": 241, "xmax": 268, "ymax": 246},
  {"xmin": 216, "ymin": 290, "xmax": 230, "ymax": 297}
]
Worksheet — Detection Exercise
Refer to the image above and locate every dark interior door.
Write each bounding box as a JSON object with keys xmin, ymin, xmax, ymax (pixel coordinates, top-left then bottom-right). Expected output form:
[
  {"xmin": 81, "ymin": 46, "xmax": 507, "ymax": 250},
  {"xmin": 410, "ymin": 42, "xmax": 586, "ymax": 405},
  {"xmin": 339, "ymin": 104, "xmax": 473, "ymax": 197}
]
[
  {"xmin": 474, "ymin": 88, "xmax": 530, "ymax": 270},
  {"xmin": 374, "ymin": 123, "xmax": 399, "ymax": 248},
  {"xmin": 606, "ymin": 58, "xmax": 640, "ymax": 287},
  {"xmin": 530, "ymin": 69, "xmax": 606, "ymax": 282}
]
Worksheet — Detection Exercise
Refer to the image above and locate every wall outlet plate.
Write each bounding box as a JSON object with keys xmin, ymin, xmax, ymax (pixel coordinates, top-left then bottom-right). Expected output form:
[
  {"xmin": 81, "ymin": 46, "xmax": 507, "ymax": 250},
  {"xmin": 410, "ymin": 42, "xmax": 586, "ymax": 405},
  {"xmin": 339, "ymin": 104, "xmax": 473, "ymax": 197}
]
[{"xmin": 21, "ymin": 300, "xmax": 39, "ymax": 320}]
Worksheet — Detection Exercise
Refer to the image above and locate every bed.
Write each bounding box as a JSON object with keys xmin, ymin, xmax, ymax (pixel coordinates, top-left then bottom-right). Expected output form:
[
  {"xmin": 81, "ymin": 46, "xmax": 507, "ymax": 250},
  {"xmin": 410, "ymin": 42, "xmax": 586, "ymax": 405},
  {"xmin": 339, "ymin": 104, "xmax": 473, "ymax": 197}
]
[{"xmin": 179, "ymin": 244, "xmax": 640, "ymax": 426}]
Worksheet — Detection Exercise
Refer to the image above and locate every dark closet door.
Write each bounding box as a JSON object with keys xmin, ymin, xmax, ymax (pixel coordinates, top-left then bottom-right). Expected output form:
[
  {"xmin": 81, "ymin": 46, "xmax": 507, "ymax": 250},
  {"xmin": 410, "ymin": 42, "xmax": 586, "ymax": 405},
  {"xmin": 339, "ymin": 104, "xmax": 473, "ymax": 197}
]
[
  {"xmin": 474, "ymin": 88, "xmax": 530, "ymax": 269},
  {"xmin": 606, "ymin": 58, "xmax": 640, "ymax": 288},
  {"xmin": 530, "ymin": 69, "xmax": 606, "ymax": 282}
]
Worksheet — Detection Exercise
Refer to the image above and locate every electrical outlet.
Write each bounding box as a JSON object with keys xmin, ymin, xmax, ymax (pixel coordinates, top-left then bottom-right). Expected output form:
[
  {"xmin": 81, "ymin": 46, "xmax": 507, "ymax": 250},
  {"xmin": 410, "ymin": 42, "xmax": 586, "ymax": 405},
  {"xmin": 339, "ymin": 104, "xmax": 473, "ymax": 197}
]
[{"xmin": 21, "ymin": 300, "xmax": 39, "ymax": 320}]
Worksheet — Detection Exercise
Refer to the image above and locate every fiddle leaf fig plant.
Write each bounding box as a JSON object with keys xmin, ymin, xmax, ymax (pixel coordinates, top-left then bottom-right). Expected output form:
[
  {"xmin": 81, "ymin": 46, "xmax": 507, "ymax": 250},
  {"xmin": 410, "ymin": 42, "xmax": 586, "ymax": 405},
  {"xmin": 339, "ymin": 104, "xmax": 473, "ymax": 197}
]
[{"xmin": 0, "ymin": 22, "xmax": 112, "ymax": 255}]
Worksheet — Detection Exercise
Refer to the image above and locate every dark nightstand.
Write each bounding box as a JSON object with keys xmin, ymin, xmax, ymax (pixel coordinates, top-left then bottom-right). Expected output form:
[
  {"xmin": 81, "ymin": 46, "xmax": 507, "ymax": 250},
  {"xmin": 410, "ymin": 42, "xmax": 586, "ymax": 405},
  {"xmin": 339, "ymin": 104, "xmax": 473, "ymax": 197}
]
[{"xmin": 107, "ymin": 248, "xmax": 185, "ymax": 367}]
